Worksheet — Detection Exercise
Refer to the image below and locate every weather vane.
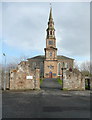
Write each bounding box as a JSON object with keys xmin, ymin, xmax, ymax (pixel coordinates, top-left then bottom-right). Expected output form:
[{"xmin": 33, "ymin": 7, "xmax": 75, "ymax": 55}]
[{"xmin": 50, "ymin": 3, "xmax": 52, "ymax": 8}]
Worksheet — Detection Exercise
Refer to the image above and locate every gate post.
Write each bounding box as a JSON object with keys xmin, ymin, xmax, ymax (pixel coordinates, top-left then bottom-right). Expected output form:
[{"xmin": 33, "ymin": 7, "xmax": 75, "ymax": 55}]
[{"xmin": 35, "ymin": 68, "xmax": 40, "ymax": 90}]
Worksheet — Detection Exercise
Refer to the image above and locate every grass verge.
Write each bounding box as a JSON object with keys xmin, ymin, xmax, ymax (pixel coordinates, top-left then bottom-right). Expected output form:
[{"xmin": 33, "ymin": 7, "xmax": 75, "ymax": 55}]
[
  {"xmin": 57, "ymin": 78, "xmax": 62, "ymax": 85},
  {"xmin": 40, "ymin": 78, "xmax": 43, "ymax": 84}
]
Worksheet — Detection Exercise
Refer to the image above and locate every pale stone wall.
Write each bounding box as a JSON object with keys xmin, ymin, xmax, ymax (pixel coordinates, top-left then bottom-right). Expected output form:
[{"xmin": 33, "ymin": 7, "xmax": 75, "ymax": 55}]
[
  {"xmin": 10, "ymin": 61, "xmax": 40, "ymax": 90},
  {"xmin": 57, "ymin": 59, "xmax": 73, "ymax": 77},
  {"xmin": 44, "ymin": 60, "xmax": 57, "ymax": 78},
  {"xmin": 0, "ymin": 70, "xmax": 10, "ymax": 90},
  {"xmin": 10, "ymin": 70, "xmax": 34, "ymax": 90},
  {"xmin": 34, "ymin": 69, "xmax": 40, "ymax": 89},
  {"xmin": 45, "ymin": 49, "xmax": 57, "ymax": 60},
  {"xmin": 63, "ymin": 69, "xmax": 85, "ymax": 90}
]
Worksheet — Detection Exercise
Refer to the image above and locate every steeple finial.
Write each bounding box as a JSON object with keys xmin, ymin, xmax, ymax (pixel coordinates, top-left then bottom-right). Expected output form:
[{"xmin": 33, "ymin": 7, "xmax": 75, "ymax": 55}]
[{"xmin": 49, "ymin": 3, "xmax": 52, "ymax": 20}]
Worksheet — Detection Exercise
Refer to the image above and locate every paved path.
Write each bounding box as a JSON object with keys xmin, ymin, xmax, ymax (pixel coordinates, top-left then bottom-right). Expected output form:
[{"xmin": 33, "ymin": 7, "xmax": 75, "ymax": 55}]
[{"xmin": 40, "ymin": 78, "xmax": 62, "ymax": 90}]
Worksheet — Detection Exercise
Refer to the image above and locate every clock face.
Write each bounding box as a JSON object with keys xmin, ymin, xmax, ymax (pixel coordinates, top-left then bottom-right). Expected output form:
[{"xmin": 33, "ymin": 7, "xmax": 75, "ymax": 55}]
[{"xmin": 49, "ymin": 40, "xmax": 53, "ymax": 45}]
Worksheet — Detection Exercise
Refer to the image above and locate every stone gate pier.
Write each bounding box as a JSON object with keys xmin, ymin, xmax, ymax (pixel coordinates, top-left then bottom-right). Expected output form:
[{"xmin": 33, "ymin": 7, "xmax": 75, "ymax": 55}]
[
  {"xmin": 10, "ymin": 61, "xmax": 40, "ymax": 90},
  {"xmin": 63, "ymin": 69, "xmax": 85, "ymax": 90}
]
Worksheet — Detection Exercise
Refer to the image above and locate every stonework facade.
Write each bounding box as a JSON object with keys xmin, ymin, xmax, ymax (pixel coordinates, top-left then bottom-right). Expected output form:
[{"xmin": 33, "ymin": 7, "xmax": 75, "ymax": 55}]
[
  {"xmin": 63, "ymin": 69, "xmax": 85, "ymax": 90},
  {"xmin": 10, "ymin": 61, "xmax": 40, "ymax": 90},
  {"xmin": 44, "ymin": 60, "xmax": 57, "ymax": 78}
]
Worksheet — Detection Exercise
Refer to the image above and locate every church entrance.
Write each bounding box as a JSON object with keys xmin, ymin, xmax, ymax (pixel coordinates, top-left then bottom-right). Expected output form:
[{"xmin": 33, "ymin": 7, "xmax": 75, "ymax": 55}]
[{"xmin": 49, "ymin": 72, "xmax": 52, "ymax": 78}]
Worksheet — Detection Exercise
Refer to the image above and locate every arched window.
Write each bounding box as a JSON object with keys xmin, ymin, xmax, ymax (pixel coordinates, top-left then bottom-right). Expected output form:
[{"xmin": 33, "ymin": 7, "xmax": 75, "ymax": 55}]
[
  {"xmin": 65, "ymin": 63, "xmax": 68, "ymax": 68},
  {"xmin": 50, "ymin": 31, "xmax": 52, "ymax": 35},
  {"xmin": 58, "ymin": 63, "xmax": 61, "ymax": 75},
  {"xmin": 50, "ymin": 52, "xmax": 52, "ymax": 57},
  {"xmin": 62, "ymin": 62, "xmax": 65, "ymax": 68},
  {"xmin": 32, "ymin": 62, "xmax": 36, "ymax": 69}
]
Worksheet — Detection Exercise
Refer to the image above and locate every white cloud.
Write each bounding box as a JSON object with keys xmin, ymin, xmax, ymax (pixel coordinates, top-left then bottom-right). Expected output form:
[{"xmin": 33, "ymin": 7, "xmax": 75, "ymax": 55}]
[
  {"xmin": 54, "ymin": 2, "xmax": 90, "ymax": 57},
  {"xmin": 2, "ymin": 3, "xmax": 49, "ymax": 51}
]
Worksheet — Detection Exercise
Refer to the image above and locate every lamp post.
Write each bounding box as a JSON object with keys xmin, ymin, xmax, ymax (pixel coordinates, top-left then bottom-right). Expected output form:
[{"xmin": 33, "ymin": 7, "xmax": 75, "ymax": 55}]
[
  {"xmin": 3, "ymin": 53, "xmax": 6, "ymax": 91},
  {"xmin": 61, "ymin": 62, "xmax": 66, "ymax": 89},
  {"xmin": 61, "ymin": 67, "xmax": 63, "ymax": 89}
]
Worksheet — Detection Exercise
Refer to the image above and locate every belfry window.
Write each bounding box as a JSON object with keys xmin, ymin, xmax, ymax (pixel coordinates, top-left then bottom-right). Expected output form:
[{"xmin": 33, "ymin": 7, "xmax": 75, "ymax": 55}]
[
  {"xmin": 32, "ymin": 62, "xmax": 36, "ymax": 69},
  {"xmin": 50, "ymin": 31, "xmax": 52, "ymax": 35}
]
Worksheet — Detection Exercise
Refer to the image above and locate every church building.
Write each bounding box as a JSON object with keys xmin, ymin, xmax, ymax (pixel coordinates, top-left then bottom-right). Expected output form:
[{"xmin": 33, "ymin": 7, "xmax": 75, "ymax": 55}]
[
  {"xmin": 27, "ymin": 7, "xmax": 74, "ymax": 78},
  {"xmin": 9, "ymin": 7, "xmax": 85, "ymax": 90}
]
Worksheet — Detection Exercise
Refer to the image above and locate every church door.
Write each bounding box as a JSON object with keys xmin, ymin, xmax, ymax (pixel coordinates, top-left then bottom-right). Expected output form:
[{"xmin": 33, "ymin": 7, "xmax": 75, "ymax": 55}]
[{"xmin": 49, "ymin": 72, "xmax": 52, "ymax": 78}]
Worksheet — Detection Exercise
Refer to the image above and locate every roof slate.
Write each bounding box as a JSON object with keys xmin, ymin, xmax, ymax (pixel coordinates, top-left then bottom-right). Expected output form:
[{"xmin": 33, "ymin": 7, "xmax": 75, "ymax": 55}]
[{"xmin": 27, "ymin": 55, "xmax": 74, "ymax": 60}]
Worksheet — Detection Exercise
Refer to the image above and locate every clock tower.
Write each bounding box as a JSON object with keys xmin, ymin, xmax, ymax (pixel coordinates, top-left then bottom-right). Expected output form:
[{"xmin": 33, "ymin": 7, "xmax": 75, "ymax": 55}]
[{"xmin": 44, "ymin": 7, "xmax": 58, "ymax": 78}]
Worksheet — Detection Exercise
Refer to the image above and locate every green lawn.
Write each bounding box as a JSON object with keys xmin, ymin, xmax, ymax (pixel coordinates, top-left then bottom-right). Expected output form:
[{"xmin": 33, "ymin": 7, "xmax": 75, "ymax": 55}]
[
  {"xmin": 57, "ymin": 78, "xmax": 62, "ymax": 85},
  {"xmin": 40, "ymin": 78, "xmax": 43, "ymax": 84}
]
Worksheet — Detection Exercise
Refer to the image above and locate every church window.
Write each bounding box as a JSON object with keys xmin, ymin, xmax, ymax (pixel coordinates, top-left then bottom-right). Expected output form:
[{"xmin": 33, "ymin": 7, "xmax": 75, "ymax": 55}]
[
  {"xmin": 48, "ymin": 65, "xmax": 54, "ymax": 70},
  {"xmin": 62, "ymin": 62, "xmax": 65, "ymax": 68},
  {"xmin": 58, "ymin": 63, "xmax": 61, "ymax": 75},
  {"xmin": 53, "ymin": 73, "xmax": 56, "ymax": 76},
  {"xmin": 49, "ymin": 65, "xmax": 53, "ymax": 70},
  {"xmin": 65, "ymin": 63, "xmax": 68, "ymax": 68},
  {"xmin": 50, "ymin": 31, "xmax": 52, "ymax": 35},
  {"xmin": 50, "ymin": 52, "xmax": 52, "ymax": 57},
  {"xmin": 49, "ymin": 40, "xmax": 53, "ymax": 45},
  {"xmin": 32, "ymin": 62, "xmax": 36, "ymax": 69}
]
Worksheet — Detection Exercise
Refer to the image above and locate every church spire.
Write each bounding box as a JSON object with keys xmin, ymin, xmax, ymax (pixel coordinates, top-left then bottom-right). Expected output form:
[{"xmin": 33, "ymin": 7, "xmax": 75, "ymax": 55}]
[
  {"xmin": 46, "ymin": 6, "xmax": 55, "ymax": 39},
  {"xmin": 44, "ymin": 6, "xmax": 57, "ymax": 62},
  {"xmin": 49, "ymin": 7, "xmax": 53, "ymax": 20}
]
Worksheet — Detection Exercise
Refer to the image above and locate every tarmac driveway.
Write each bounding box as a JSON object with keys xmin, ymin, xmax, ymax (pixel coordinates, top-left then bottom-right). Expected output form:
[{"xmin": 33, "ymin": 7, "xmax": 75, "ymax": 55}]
[
  {"xmin": 2, "ymin": 89, "xmax": 90, "ymax": 119},
  {"xmin": 40, "ymin": 78, "xmax": 62, "ymax": 90}
]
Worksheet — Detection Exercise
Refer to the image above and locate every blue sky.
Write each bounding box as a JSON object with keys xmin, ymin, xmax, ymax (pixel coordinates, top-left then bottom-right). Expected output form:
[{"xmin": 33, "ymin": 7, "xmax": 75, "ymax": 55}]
[{"xmin": 0, "ymin": 2, "xmax": 90, "ymax": 65}]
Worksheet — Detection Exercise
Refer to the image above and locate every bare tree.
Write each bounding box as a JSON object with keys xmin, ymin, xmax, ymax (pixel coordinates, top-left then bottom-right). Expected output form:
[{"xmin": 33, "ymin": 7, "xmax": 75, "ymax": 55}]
[
  {"xmin": 73, "ymin": 61, "xmax": 80, "ymax": 70},
  {"xmin": 80, "ymin": 61, "xmax": 91, "ymax": 76},
  {"xmin": 0, "ymin": 55, "xmax": 29, "ymax": 89},
  {"xmin": 7, "ymin": 55, "xmax": 29, "ymax": 70}
]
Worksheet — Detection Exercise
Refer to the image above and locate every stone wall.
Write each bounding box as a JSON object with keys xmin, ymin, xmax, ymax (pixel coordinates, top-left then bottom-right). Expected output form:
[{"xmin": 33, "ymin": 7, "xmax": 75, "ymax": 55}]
[
  {"xmin": 63, "ymin": 69, "xmax": 85, "ymax": 90},
  {"xmin": 28, "ymin": 58, "xmax": 44, "ymax": 78},
  {"xmin": 10, "ymin": 61, "xmax": 40, "ymax": 90},
  {"xmin": 34, "ymin": 68, "xmax": 40, "ymax": 89},
  {"xmin": 0, "ymin": 70, "xmax": 10, "ymax": 90},
  {"xmin": 44, "ymin": 60, "xmax": 57, "ymax": 78}
]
